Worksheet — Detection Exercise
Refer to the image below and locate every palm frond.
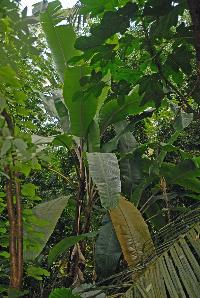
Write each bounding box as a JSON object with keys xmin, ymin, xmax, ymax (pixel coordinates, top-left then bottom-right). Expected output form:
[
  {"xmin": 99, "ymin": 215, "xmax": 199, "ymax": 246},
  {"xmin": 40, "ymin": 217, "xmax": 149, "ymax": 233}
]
[
  {"xmin": 90, "ymin": 204, "xmax": 200, "ymax": 297},
  {"xmin": 125, "ymin": 223, "xmax": 200, "ymax": 297},
  {"xmin": 124, "ymin": 204, "xmax": 200, "ymax": 297}
]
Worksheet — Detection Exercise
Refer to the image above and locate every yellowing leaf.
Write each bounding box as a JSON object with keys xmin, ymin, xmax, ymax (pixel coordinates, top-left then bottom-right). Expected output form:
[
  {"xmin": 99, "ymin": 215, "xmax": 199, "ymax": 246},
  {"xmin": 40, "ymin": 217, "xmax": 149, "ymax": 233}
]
[{"xmin": 110, "ymin": 197, "xmax": 154, "ymax": 267}]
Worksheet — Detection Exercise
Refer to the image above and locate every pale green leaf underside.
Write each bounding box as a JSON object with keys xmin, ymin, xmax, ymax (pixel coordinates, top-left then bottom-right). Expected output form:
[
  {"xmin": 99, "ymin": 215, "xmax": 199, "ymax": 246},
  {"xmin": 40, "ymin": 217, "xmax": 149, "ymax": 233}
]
[
  {"xmin": 24, "ymin": 196, "xmax": 68, "ymax": 261},
  {"xmin": 87, "ymin": 153, "xmax": 121, "ymax": 209}
]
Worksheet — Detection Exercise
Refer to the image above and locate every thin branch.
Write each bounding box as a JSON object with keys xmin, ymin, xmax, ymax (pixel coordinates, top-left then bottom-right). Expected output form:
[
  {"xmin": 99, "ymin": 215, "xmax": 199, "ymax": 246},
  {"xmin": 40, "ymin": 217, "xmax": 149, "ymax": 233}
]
[{"xmin": 48, "ymin": 166, "xmax": 76, "ymax": 189}]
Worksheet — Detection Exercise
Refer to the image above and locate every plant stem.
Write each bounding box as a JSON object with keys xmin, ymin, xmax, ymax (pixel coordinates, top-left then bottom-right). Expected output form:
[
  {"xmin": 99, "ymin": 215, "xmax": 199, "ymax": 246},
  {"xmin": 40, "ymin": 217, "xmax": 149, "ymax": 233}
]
[{"xmin": 5, "ymin": 166, "xmax": 18, "ymax": 289}]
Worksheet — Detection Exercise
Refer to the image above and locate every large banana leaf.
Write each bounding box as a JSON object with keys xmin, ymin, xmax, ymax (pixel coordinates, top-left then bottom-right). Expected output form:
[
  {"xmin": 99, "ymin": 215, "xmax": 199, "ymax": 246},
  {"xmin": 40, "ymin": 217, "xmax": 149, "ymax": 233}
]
[
  {"xmin": 24, "ymin": 196, "xmax": 68, "ymax": 261},
  {"xmin": 95, "ymin": 214, "xmax": 122, "ymax": 278},
  {"xmin": 110, "ymin": 197, "xmax": 154, "ymax": 267},
  {"xmin": 87, "ymin": 153, "xmax": 121, "ymax": 209},
  {"xmin": 63, "ymin": 66, "xmax": 99, "ymax": 137},
  {"xmin": 40, "ymin": 0, "xmax": 79, "ymax": 81}
]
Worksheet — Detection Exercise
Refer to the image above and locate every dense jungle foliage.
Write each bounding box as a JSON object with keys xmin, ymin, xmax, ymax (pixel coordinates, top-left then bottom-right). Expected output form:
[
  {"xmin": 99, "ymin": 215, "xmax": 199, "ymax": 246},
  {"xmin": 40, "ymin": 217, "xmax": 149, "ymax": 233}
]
[{"xmin": 0, "ymin": 0, "xmax": 200, "ymax": 297}]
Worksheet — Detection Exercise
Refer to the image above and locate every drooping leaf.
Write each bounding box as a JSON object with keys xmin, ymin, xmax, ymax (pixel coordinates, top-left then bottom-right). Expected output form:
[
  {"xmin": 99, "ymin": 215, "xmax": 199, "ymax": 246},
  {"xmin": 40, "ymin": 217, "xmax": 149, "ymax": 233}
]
[
  {"xmin": 161, "ymin": 160, "xmax": 200, "ymax": 193},
  {"xmin": 100, "ymin": 86, "xmax": 146, "ymax": 132},
  {"xmin": 95, "ymin": 214, "xmax": 122, "ymax": 278},
  {"xmin": 173, "ymin": 111, "xmax": 193, "ymax": 131},
  {"xmin": 87, "ymin": 153, "xmax": 121, "ymax": 209},
  {"xmin": 110, "ymin": 197, "xmax": 154, "ymax": 267},
  {"xmin": 48, "ymin": 232, "xmax": 96, "ymax": 267},
  {"xmin": 24, "ymin": 196, "xmax": 68, "ymax": 261}
]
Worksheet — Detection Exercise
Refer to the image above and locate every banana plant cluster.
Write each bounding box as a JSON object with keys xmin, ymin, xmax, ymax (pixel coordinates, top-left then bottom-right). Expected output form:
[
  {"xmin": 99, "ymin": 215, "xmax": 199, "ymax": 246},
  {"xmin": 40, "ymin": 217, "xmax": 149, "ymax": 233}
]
[{"xmin": 37, "ymin": 0, "xmax": 200, "ymax": 287}]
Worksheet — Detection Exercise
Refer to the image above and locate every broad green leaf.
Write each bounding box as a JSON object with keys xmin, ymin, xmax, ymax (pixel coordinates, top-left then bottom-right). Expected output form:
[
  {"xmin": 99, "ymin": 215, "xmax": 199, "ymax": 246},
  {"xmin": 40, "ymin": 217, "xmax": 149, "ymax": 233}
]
[
  {"xmin": 1, "ymin": 139, "xmax": 11, "ymax": 156},
  {"xmin": 63, "ymin": 66, "xmax": 98, "ymax": 137},
  {"xmin": 40, "ymin": 1, "xmax": 79, "ymax": 81},
  {"xmin": 21, "ymin": 183, "xmax": 37, "ymax": 197},
  {"xmin": 166, "ymin": 45, "xmax": 192, "ymax": 76},
  {"xmin": 87, "ymin": 153, "xmax": 121, "ymax": 209},
  {"xmin": 173, "ymin": 111, "xmax": 193, "ymax": 131},
  {"xmin": 0, "ymin": 98, "xmax": 6, "ymax": 112},
  {"xmin": 75, "ymin": 3, "xmax": 137, "ymax": 50},
  {"xmin": 99, "ymin": 86, "xmax": 146, "ymax": 132},
  {"xmin": 53, "ymin": 134, "xmax": 73, "ymax": 148},
  {"xmin": 48, "ymin": 232, "xmax": 96, "ymax": 267},
  {"xmin": 151, "ymin": 5, "xmax": 180, "ymax": 38},
  {"xmin": 139, "ymin": 74, "xmax": 164, "ymax": 107},
  {"xmin": 101, "ymin": 120, "xmax": 137, "ymax": 153},
  {"xmin": 49, "ymin": 288, "xmax": 80, "ymax": 298},
  {"xmin": 112, "ymin": 121, "xmax": 140, "ymax": 198},
  {"xmin": 157, "ymin": 131, "xmax": 180, "ymax": 165},
  {"xmin": 26, "ymin": 266, "xmax": 50, "ymax": 281},
  {"xmin": 13, "ymin": 138, "xmax": 27, "ymax": 153},
  {"xmin": 95, "ymin": 214, "xmax": 121, "ymax": 278},
  {"xmin": 96, "ymin": 85, "xmax": 110, "ymax": 116},
  {"xmin": 161, "ymin": 160, "xmax": 200, "ymax": 193},
  {"xmin": 110, "ymin": 197, "xmax": 154, "ymax": 267},
  {"xmin": 115, "ymin": 120, "xmax": 138, "ymax": 153},
  {"xmin": 24, "ymin": 196, "xmax": 68, "ymax": 261},
  {"xmin": 0, "ymin": 65, "xmax": 21, "ymax": 87},
  {"xmin": 0, "ymin": 251, "xmax": 9, "ymax": 258}
]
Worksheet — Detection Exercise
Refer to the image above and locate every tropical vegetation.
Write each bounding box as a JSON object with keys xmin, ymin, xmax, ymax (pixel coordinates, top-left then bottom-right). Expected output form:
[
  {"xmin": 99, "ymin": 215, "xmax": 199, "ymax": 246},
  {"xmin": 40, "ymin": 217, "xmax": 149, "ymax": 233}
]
[{"xmin": 0, "ymin": 0, "xmax": 200, "ymax": 297}]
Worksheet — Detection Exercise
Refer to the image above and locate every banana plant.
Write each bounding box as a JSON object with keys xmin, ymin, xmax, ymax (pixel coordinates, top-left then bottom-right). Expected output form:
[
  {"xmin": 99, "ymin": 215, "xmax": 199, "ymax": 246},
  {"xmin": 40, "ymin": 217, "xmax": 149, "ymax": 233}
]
[{"xmin": 37, "ymin": 0, "xmax": 200, "ymax": 286}]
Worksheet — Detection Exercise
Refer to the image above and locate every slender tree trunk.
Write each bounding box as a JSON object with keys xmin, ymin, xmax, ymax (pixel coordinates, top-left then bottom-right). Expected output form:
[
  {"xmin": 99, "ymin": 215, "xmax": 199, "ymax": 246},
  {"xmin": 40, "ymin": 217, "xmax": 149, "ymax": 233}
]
[
  {"xmin": 5, "ymin": 168, "xmax": 23, "ymax": 294},
  {"xmin": 2, "ymin": 110, "xmax": 24, "ymax": 295}
]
